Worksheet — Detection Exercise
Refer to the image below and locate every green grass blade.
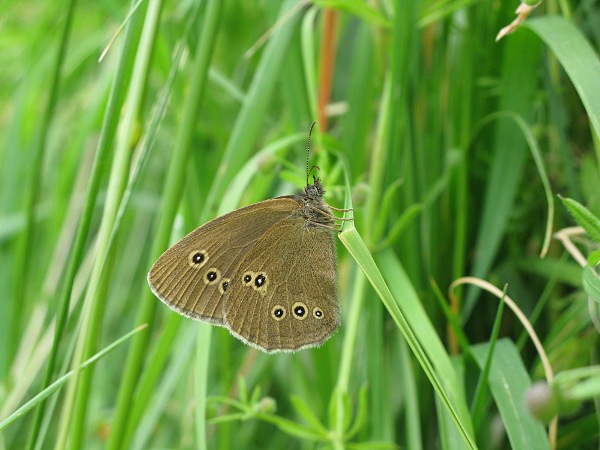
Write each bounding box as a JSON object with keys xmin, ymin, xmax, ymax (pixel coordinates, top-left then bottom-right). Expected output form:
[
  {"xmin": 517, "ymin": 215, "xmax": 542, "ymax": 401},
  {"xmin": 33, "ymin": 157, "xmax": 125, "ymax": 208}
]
[
  {"xmin": 525, "ymin": 16, "xmax": 600, "ymax": 146},
  {"xmin": 339, "ymin": 231, "xmax": 477, "ymax": 449},
  {"xmin": 11, "ymin": 0, "xmax": 77, "ymax": 370},
  {"xmin": 63, "ymin": 2, "xmax": 166, "ymax": 447},
  {"xmin": 471, "ymin": 290, "xmax": 506, "ymax": 428},
  {"xmin": 25, "ymin": 3, "xmax": 144, "ymax": 449},
  {"xmin": 470, "ymin": 340, "xmax": 549, "ymax": 450},
  {"xmin": 106, "ymin": 2, "xmax": 224, "ymax": 448},
  {"xmin": 465, "ymin": 31, "xmax": 541, "ymax": 318},
  {"xmin": 0, "ymin": 325, "xmax": 146, "ymax": 432},
  {"xmin": 202, "ymin": 0, "xmax": 302, "ymax": 215}
]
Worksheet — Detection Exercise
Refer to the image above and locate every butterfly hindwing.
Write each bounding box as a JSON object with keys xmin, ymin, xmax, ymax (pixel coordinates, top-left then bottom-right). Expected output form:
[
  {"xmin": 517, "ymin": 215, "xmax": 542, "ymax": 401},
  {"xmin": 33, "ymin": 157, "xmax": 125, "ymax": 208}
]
[
  {"xmin": 147, "ymin": 198, "xmax": 300, "ymax": 325},
  {"xmin": 224, "ymin": 215, "xmax": 339, "ymax": 352}
]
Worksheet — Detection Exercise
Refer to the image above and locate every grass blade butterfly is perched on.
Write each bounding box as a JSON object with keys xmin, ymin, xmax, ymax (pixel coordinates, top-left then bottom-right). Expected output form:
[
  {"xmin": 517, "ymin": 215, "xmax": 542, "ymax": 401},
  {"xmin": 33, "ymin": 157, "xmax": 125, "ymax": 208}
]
[{"xmin": 148, "ymin": 123, "xmax": 351, "ymax": 352}]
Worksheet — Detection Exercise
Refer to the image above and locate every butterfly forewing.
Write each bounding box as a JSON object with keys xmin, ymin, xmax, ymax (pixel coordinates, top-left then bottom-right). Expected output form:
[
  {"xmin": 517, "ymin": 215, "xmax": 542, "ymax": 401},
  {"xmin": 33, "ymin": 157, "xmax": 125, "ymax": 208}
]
[
  {"xmin": 224, "ymin": 216, "xmax": 339, "ymax": 353},
  {"xmin": 147, "ymin": 198, "xmax": 300, "ymax": 325}
]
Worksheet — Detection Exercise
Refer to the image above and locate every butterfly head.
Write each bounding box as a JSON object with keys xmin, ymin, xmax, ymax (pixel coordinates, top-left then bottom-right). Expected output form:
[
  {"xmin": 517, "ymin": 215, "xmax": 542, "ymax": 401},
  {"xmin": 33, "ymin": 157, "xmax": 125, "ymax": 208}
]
[
  {"xmin": 296, "ymin": 177, "xmax": 335, "ymax": 229},
  {"xmin": 304, "ymin": 176, "xmax": 325, "ymax": 200}
]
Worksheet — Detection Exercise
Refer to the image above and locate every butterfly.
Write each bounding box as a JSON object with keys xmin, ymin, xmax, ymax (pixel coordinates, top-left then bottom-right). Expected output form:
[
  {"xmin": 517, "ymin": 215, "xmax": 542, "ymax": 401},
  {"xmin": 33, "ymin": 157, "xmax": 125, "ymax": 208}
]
[{"xmin": 148, "ymin": 126, "xmax": 348, "ymax": 352}]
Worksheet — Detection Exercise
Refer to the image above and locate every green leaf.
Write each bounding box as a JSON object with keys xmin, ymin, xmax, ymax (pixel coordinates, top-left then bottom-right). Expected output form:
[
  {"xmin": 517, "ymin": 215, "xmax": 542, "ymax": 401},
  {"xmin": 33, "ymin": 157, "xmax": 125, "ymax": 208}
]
[
  {"xmin": 0, "ymin": 325, "xmax": 146, "ymax": 431},
  {"xmin": 525, "ymin": 16, "xmax": 600, "ymax": 141},
  {"xmin": 339, "ymin": 231, "xmax": 477, "ymax": 449},
  {"xmin": 249, "ymin": 385, "xmax": 262, "ymax": 406},
  {"xmin": 327, "ymin": 388, "xmax": 352, "ymax": 438},
  {"xmin": 290, "ymin": 395, "xmax": 329, "ymax": 436},
  {"xmin": 582, "ymin": 266, "xmax": 600, "ymax": 304},
  {"xmin": 470, "ymin": 340, "xmax": 549, "ymax": 450},
  {"xmin": 258, "ymin": 413, "xmax": 326, "ymax": 441},
  {"xmin": 588, "ymin": 249, "xmax": 600, "ymax": 266},
  {"xmin": 559, "ymin": 196, "xmax": 600, "ymax": 243},
  {"xmin": 471, "ymin": 290, "xmax": 506, "ymax": 428},
  {"xmin": 238, "ymin": 377, "xmax": 248, "ymax": 404},
  {"xmin": 345, "ymin": 385, "xmax": 368, "ymax": 439}
]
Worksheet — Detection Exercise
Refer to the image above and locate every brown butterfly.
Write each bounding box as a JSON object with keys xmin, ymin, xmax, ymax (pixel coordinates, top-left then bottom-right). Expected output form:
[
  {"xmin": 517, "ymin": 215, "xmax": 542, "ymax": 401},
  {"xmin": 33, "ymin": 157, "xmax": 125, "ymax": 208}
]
[{"xmin": 148, "ymin": 126, "xmax": 346, "ymax": 352}]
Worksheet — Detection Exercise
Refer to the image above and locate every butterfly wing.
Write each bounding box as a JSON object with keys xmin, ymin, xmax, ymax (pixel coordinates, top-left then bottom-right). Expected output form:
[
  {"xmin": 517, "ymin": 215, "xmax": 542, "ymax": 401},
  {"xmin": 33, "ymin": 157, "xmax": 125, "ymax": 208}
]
[
  {"xmin": 223, "ymin": 216, "xmax": 339, "ymax": 352},
  {"xmin": 148, "ymin": 197, "xmax": 300, "ymax": 325}
]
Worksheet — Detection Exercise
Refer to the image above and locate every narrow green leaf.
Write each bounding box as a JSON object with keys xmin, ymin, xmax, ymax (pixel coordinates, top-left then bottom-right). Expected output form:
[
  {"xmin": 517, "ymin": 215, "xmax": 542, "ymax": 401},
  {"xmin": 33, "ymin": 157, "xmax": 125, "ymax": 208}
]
[
  {"xmin": 345, "ymin": 385, "xmax": 368, "ymax": 439},
  {"xmin": 470, "ymin": 340, "xmax": 549, "ymax": 450},
  {"xmin": 525, "ymin": 16, "xmax": 600, "ymax": 141},
  {"xmin": 339, "ymin": 231, "xmax": 477, "ymax": 449},
  {"xmin": 108, "ymin": 2, "xmax": 224, "ymax": 448},
  {"xmin": 471, "ymin": 289, "xmax": 506, "ymax": 426},
  {"xmin": 588, "ymin": 249, "xmax": 600, "ymax": 266},
  {"xmin": 582, "ymin": 266, "xmax": 600, "ymax": 304},
  {"xmin": 465, "ymin": 31, "xmax": 541, "ymax": 318},
  {"xmin": 559, "ymin": 196, "xmax": 600, "ymax": 243},
  {"xmin": 290, "ymin": 395, "xmax": 329, "ymax": 436},
  {"xmin": 0, "ymin": 325, "xmax": 146, "ymax": 431},
  {"xmin": 249, "ymin": 385, "xmax": 262, "ymax": 406},
  {"xmin": 258, "ymin": 413, "xmax": 326, "ymax": 441}
]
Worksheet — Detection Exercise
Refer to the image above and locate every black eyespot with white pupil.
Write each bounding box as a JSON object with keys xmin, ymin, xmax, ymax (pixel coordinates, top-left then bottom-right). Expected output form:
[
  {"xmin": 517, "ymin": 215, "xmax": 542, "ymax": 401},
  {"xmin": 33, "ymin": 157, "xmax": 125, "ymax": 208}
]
[
  {"xmin": 313, "ymin": 308, "xmax": 323, "ymax": 318},
  {"xmin": 188, "ymin": 250, "xmax": 208, "ymax": 268},
  {"xmin": 244, "ymin": 274, "xmax": 252, "ymax": 283},
  {"xmin": 222, "ymin": 281, "xmax": 229, "ymax": 291},
  {"xmin": 203, "ymin": 268, "xmax": 221, "ymax": 285},
  {"xmin": 291, "ymin": 302, "xmax": 308, "ymax": 320},
  {"xmin": 255, "ymin": 274, "xmax": 266, "ymax": 287},
  {"xmin": 271, "ymin": 305, "xmax": 286, "ymax": 321}
]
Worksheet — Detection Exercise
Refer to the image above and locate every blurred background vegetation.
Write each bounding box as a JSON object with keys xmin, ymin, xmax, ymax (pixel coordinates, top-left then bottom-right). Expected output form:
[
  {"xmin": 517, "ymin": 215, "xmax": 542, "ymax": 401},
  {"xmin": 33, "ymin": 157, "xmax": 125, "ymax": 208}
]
[{"xmin": 1, "ymin": 0, "xmax": 599, "ymax": 449}]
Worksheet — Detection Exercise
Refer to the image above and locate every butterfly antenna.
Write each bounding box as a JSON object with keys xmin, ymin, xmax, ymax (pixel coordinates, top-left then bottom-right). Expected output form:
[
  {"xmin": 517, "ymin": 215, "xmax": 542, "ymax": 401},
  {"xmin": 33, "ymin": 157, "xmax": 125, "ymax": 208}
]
[{"xmin": 306, "ymin": 121, "xmax": 316, "ymax": 186}]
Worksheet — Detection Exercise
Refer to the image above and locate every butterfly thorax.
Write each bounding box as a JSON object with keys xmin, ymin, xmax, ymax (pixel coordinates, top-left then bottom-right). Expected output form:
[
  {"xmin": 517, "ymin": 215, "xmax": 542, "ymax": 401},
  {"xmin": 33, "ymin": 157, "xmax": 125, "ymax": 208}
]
[{"xmin": 293, "ymin": 178, "xmax": 336, "ymax": 229}]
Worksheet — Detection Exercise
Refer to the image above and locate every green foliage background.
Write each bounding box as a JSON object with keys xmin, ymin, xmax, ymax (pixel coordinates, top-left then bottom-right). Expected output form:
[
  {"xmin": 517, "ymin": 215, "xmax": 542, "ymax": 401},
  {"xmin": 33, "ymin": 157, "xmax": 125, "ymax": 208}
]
[{"xmin": 1, "ymin": 0, "xmax": 599, "ymax": 449}]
